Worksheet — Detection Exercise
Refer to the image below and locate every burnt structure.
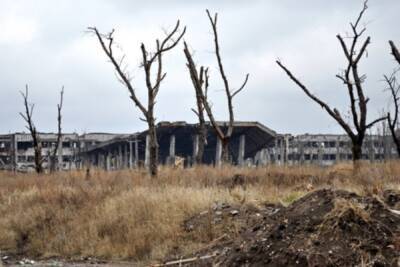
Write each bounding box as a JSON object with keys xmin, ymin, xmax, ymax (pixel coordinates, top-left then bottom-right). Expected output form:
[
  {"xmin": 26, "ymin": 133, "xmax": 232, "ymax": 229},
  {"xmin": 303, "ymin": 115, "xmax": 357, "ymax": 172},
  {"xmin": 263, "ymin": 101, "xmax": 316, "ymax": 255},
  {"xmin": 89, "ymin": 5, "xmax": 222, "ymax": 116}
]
[{"xmin": 82, "ymin": 121, "xmax": 277, "ymax": 170}]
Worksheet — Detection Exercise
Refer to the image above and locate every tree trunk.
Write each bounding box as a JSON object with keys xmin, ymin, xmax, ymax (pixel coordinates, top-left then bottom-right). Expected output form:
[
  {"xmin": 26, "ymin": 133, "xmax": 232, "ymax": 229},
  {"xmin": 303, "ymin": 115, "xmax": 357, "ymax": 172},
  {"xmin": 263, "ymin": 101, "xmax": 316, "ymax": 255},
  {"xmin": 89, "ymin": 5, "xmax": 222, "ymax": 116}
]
[
  {"xmin": 34, "ymin": 142, "xmax": 43, "ymax": 173},
  {"xmin": 389, "ymin": 126, "xmax": 400, "ymax": 158},
  {"xmin": 196, "ymin": 125, "xmax": 206, "ymax": 164},
  {"xmin": 49, "ymin": 154, "xmax": 56, "ymax": 173},
  {"xmin": 221, "ymin": 137, "xmax": 230, "ymax": 163},
  {"xmin": 351, "ymin": 139, "xmax": 363, "ymax": 162},
  {"xmin": 148, "ymin": 120, "xmax": 158, "ymax": 177}
]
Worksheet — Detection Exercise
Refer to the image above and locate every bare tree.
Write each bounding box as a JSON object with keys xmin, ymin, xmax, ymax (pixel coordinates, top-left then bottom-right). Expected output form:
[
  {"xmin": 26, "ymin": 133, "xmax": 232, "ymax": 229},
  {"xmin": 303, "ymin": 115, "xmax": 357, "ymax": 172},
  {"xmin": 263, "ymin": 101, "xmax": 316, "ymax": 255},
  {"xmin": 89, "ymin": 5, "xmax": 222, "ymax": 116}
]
[
  {"xmin": 19, "ymin": 85, "xmax": 44, "ymax": 173},
  {"xmin": 185, "ymin": 10, "xmax": 249, "ymax": 164},
  {"xmin": 89, "ymin": 21, "xmax": 185, "ymax": 176},
  {"xmin": 49, "ymin": 87, "xmax": 64, "ymax": 172},
  {"xmin": 183, "ymin": 42, "xmax": 209, "ymax": 164},
  {"xmin": 384, "ymin": 72, "xmax": 400, "ymax": 158},
  {"xmin": 276, "ymin": 1, "xmax": 386, "ymax": 162}
]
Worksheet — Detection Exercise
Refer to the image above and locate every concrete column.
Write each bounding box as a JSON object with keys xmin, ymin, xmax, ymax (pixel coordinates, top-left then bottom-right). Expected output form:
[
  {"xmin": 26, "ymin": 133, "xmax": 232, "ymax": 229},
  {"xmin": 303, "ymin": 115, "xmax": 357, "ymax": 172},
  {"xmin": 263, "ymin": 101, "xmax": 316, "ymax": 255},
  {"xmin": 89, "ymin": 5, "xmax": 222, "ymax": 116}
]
[
  {"xmin": 106, "ymin": 151, "xmax": 111, "ymax": 171},
  {"xmin": 99, "ymin": 154, "xmax": 103, "ymax": 170},
  {"xmin": 284, "ymin": 135, "xmax": 289, "ymax": 164},
  {"xmin": 122, "ymin": 144, "xmax": 126, "ymax": 169},
  {"xmin": 238, "ymin": 135, "xmax": 245, "ymax": 166},
  {"xmin": 145, "ymin": 135, "xmax": 150, "ymax": 167},
  {"xmin": 336, "ymin": 138, "xmax": 340, "ymax": 163},
  {"xmin": 118, "ymin": 145, "xmax": 123, "ymax": 169},
  {"xmin": 299, "ymin": 141, "xmax": 304, "ymax": 165},
  {"xmin": 135, "ymin": 140, "xmax": 139, "ymax": 167},
  {"xmin": 192, "ymin": 135, "xmax": 199, "ymax": 161},
  {"xmin": 168, "ymin": 135, "xmax": 176, "ymax": 165},
  {"xmin": 13, "ymin": 135, "xmax": 18, "ymax": 171},
  {"xmin": 265, "ymin": 149, "xmax": 271, "ymax": 165},
  {"xmin": 318, "ymin": 142, "xmax": 323, "ymax": 166},
  {"xmin": 215, "ymin": 138, "xmax": 222, "ymax": 167},
  {"xmin": 129, "ymin": 141, "xmax": 133, "ymax": 169},
  {"xmin": 260, "ymin": 149, "xmax": 266, "ymax": 166}
]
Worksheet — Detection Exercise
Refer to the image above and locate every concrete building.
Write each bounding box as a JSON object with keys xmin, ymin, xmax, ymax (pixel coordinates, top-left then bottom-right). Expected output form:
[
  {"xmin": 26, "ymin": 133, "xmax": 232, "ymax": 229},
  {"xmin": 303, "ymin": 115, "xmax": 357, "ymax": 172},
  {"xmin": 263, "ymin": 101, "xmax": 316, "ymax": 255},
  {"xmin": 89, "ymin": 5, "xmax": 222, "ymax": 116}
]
[
  {"xmin": 258, "ymin": 133, "xmax": 398, "ymax": 166},
  {"xmin": 0, "ymin": 132, "xmax": 124, "ymax": 171},
  {"xmin": 0, "ymin": 121, "xmax": 398, "ymax": 171}
]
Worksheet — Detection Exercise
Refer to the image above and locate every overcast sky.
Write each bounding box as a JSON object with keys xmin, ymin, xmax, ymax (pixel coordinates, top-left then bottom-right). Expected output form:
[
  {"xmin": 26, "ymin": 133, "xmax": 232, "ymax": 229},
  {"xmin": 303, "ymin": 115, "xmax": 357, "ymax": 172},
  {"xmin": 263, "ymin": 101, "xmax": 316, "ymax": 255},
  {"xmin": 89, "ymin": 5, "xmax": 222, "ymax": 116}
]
[{"xmin": 0, "ymin": 0, "xmax": 399, "ymax": 135}]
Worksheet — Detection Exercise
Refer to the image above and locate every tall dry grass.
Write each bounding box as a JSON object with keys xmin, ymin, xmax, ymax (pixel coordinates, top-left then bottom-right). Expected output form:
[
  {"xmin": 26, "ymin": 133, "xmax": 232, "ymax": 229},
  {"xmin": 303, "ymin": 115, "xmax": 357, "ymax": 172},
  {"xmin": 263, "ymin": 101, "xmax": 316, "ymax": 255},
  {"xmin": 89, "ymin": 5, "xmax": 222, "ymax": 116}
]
[{"xmin": 0, "ymin": 161, "xmax": 399, "ymax": 264}]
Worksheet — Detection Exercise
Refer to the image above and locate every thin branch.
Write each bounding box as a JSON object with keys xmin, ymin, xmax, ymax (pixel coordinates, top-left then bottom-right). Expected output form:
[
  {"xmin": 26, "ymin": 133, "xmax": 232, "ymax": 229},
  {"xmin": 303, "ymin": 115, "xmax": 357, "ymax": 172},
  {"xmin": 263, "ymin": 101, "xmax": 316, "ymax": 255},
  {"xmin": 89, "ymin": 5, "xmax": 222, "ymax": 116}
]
[
  {"xmin": 365, "ymin": 116, "xmax": 387, "ymax": 129},
  {"xmin": 389, "ymin": 40, "xmax": 400, "ymax": 65},
  {"xmin": 232, "ymin": 74, "xmax": 250, "ymax": 98}
]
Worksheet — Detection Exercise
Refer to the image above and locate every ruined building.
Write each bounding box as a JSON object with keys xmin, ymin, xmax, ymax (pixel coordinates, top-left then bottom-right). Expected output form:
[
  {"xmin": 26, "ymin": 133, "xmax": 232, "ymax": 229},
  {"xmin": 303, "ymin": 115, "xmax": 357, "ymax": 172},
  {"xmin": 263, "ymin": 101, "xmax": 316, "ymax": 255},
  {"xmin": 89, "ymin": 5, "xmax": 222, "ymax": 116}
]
[
  {"xmin": 0, "ymin": 121, "xmax": 398, "ymax": 171},
  {"xmin": 0, "ymin": 132, "xmax": 123, "ymax": 171}
]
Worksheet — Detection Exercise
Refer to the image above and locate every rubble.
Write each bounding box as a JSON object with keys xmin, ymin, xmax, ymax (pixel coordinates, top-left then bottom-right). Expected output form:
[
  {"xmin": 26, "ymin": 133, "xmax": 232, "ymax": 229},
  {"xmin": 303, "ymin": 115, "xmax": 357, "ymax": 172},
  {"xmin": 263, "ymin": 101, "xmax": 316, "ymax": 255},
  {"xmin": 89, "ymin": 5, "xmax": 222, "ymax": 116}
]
[{"xmin": 179, "ymin": 189, "xmax": 400, "ymax": 266}]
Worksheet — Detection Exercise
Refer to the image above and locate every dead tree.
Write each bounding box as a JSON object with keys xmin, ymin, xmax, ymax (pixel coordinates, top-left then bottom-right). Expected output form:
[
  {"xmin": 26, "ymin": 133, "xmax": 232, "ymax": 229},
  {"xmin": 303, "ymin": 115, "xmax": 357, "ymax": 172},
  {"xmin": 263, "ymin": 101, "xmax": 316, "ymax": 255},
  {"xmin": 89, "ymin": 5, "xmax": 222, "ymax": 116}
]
[
  {"xmin": 49, "ymin": 87, "xmax": 64, "ymax": 172},
  {"xmin": 183, "ymin": 42, "xmax": 209, "ymax": 164},
  {"xmin": 276, "ymin": 1, "xmax": 385, "ymax": 162},
  {"xmin": 19, "ymin": 85, "xmax": 44, "ymax": 173},
  {"xmin": 89, "ymin": 21, "xmax": 185, "ymax": 176},
  {"xmin": 384, "ymin": 72, "xmax": 400, "ymax": 157},
  {"xmin": 187, "ymin": 10, "xmax": 249, "ymax": 164}
]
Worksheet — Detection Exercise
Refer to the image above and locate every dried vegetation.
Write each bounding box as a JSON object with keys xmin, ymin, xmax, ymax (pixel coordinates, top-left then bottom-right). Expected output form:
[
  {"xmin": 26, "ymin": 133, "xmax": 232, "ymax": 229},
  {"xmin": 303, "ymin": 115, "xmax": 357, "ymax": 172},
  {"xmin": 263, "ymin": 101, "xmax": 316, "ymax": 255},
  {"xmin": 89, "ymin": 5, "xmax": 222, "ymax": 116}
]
[{"xmin": 0, "ymin": 162, "xmax": 399, "ymax": 265}]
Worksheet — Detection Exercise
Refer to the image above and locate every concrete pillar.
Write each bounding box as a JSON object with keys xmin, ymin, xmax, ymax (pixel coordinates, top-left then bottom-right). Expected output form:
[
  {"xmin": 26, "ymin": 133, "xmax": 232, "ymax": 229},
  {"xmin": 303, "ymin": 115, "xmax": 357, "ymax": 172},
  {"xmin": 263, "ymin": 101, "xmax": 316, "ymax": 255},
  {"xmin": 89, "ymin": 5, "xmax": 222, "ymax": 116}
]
[
  {"xmin": 145, "ymin": 135, "xmax": 150, "ymax": 167},
  {"xmin": 106, "ymin": 151, "xmax": 111, "ymax": 171},
  {"xmin": 318, "ymin": 142, "xmax": 323, "ymax": 166},
  {"xmin": 118, "ymin": 145, "xmax": 123, "ymax": 169},
  {"xmin": 238, "ymin": 135, "xmax": 245, "ymax": 166},
  {"xmin": 135, "ymin": 140, "xmax": 139, "ymax": 167},
  {"xmin": 215, "ymin": 138, "xmax": 222, "ymax": 167},
  {"xmin": 284, "ymin": 135, "xmax": 289, "ymax": 164},
  {"xmin": 192, "ymin": 135, "xmax": 199, "ymax": 161},
  {"xmin": 168, "ymin": 135, "xmax": 176, "ymax": 164},
  {"xmin": 260, "ymin": 149, "xmax": 266, "ymax": 166},
  {"xmin": 336, "ymin": 137, "xmax": 340, "ymax": 163},
  {"xmin": 299, "ymin": 141, "xmax": 304, "ymax": 165},
  {"xmin": 129, "ymin": 141, "xmax": 133, "ymax": 169}
]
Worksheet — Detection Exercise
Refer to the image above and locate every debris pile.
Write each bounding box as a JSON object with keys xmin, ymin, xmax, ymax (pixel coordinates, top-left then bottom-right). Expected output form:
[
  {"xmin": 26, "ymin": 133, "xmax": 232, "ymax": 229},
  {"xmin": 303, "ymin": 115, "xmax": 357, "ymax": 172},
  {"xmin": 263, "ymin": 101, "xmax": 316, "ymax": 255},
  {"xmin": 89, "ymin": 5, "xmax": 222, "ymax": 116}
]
[{"xmin": 182, "ymin": 189, "xmax": 400, "ymax": 266}]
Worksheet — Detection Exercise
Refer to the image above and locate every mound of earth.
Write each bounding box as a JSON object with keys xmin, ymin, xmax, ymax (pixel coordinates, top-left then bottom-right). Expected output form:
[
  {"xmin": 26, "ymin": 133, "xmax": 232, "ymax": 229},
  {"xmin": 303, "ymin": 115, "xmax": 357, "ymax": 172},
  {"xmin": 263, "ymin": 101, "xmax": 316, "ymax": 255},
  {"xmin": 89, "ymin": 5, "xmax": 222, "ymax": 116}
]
[{"xmin": 180, "ymin": 189, "xmax": 400, "ymax": 266}]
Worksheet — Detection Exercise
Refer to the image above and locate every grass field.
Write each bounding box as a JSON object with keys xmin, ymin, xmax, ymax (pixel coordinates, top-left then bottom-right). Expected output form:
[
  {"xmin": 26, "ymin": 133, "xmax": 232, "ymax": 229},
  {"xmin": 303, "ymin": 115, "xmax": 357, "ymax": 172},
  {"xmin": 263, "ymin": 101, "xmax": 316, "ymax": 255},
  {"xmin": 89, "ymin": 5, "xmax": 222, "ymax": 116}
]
[{"xmin": 0, "ymin": 162, "xmax": 399, "ymax": 264}]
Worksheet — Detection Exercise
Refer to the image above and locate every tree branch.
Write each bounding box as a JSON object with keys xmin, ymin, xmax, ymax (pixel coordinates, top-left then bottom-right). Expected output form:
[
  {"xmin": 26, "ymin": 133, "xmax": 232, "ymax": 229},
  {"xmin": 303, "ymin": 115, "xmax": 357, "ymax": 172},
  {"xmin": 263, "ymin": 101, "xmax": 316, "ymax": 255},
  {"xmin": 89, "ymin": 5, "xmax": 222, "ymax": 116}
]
[{"xmin": 389, "ymin": 40, "xmax": 400, "ymax": 65}]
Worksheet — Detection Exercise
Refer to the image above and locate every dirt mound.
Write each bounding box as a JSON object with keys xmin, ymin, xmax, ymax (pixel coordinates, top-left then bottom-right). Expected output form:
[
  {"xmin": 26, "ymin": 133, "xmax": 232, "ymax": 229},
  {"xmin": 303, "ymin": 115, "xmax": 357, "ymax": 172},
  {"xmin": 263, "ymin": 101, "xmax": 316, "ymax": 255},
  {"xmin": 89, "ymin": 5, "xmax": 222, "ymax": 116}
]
[{"xmin": 183, "ymin": 189, "xmax": 400, "ymax": 266}]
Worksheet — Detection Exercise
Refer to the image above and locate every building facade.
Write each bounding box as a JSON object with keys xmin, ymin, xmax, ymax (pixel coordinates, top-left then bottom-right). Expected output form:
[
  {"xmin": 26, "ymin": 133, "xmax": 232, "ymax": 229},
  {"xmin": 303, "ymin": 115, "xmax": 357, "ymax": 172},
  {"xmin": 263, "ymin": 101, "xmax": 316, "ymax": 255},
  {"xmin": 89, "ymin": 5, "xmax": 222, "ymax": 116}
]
[
  {"xmin": 257, "ymin": 133, "xmax": 398, "ymax": 166},
  {"xmin": 0, "ymin": 122, "xmax": 398, "ymax": 171},
  {"xmin": 0, "ymin": 132, "xmax": 124, "ymax": 171}
]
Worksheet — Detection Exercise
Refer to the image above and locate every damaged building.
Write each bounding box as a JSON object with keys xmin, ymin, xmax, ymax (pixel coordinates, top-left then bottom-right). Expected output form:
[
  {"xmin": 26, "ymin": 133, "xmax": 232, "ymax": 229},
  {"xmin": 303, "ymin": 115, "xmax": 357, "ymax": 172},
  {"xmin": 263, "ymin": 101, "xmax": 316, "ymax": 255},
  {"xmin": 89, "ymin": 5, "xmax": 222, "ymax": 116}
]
[
  {"xmin": 0, "ymin": 121, "xmax": 398, "ymax": 171},
  {"xmin": 259, "ymin": 133, "xmax": 398, "ymax": 166},
  {"xmin": 81, "ymin": 121, "xmax": 277, "ymax": 170},
  {"xmin": 0, "ymin": 132, "xmax": 124, "ymax": 171}
]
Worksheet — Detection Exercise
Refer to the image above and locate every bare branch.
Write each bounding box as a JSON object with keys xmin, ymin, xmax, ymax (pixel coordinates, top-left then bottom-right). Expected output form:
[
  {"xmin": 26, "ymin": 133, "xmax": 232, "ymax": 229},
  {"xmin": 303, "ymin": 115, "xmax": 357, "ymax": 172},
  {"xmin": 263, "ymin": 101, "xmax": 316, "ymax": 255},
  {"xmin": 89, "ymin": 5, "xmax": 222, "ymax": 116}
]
[
  {"xmin": 232, "ymin": 74, "xmax": 250, "ymax": 98},
  {"xmin": 389, "ymin": 40, "xmax": 400, "ymax": 65},
  {"xmin": 276, "ymin": 60, "xmax": 354, "ymax": 138},
  {"xmin": 88, "ymin": 27, "xmax": 148, "ymax": 116},
  {"xmin": 365, "ymin": 116, "xmax": 387, "ymax": 129}
]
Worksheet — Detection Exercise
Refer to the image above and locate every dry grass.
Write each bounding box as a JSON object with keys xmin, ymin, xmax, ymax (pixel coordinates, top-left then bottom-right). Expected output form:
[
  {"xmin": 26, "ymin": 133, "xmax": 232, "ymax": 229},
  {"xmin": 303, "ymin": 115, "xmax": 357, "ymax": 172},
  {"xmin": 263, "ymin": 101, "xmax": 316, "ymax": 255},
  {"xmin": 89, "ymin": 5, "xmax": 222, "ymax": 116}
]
[{"xmin": 0, "ymin": 161, "xmax": 399, "ymax": 264}]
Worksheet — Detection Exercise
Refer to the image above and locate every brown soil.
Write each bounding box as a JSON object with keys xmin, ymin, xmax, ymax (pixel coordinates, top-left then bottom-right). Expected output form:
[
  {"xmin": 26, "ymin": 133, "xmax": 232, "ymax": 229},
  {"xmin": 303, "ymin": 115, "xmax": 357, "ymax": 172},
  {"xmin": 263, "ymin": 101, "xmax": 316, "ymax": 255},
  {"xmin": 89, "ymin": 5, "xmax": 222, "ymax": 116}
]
[{"xmin": 180, "ymin": 189, "xmax": 400, "ymax": 266}]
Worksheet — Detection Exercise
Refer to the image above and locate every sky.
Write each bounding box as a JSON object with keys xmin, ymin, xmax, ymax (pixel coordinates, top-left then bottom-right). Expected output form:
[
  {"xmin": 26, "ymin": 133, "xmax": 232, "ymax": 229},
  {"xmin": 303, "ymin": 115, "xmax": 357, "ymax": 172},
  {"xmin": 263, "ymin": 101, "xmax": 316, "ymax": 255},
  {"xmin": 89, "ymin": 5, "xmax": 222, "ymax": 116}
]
[{"xmin": 0, "ymin": 0, "xmax": 399, "ymax": 135}]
